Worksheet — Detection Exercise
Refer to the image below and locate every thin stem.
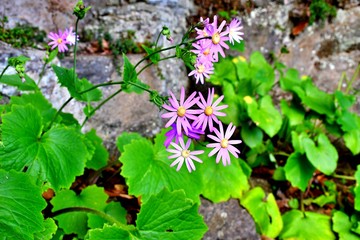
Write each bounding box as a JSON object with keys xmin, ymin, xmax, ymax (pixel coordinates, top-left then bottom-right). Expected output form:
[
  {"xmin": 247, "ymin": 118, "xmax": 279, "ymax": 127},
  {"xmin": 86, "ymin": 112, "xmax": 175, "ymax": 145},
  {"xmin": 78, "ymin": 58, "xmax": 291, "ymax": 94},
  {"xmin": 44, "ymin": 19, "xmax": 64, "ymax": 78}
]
[
  {"xmin": 332, "ymin": 174, "xmax": 356, "ymax": 181},
  {"xmin": 300, "ymin": 191, "xmax": 305, "ymax": 213},
  {"xmin": 73, "ymin": 18, "xmax": 80, "ymax": 84},
  {"xmin": 78, "ymin": 81, "xmax": 123, "ymax": 94},
  {"xmin": 45, "ymin": 97, "xmax": 73, "ymax": 132},
  {"xmin": 81, "ymin": 88, "xmax": 122, "ymax": 127},
  {"xmin": 127, "ymin": 81, "xmax": 152, "ymax": 94},
  {"xmin": 51, "ymin": 207, "xmax": 128, "ymax": 229},
  {"xmin": 0, "ymin": 65, "xmax": 9, "ymax": 80},
  {"xmin": 136, "ymin": 55, "xmax": 176, "ymax": 76},
  {"xmin": 345, "ymin": 64, "xmax": 360, "ymax": 94},
  {"xmin": 37, "ymin": 62, "xmax": 47, "ymax": 85},
  {"xmin": 154, "ymin": 30, "xmax": 162, "ymax": 48}
]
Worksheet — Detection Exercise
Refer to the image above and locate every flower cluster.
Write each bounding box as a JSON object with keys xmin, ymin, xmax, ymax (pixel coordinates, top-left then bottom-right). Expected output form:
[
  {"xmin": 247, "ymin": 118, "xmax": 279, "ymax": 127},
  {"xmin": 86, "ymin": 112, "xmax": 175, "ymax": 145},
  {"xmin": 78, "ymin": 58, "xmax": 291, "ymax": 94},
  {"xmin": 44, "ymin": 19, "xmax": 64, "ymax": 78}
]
[
  {"xmin": 162, "ymin": 87, "xmax": 241, "ymax": 172},
  {"xmin": 188, "ymin": 16, "xmax": 244, "ymax": 84},
  {"xmin": 48, "ymin": 28, "xmax": 77, "ymax": 53},
  {"xmin": 161, "ymin": 15, "xmax": 244, "ymax": 173}
]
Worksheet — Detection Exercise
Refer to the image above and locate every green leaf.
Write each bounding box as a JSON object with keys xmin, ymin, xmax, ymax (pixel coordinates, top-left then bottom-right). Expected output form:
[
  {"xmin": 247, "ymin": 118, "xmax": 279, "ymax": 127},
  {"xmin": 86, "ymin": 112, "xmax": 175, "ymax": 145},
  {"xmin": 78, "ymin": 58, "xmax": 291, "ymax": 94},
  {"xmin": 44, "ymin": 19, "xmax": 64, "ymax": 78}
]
[
  {"xmin": 229, "ymin": 40, "xmax": 245, "ymax": 52},
  {"xmin": 86, "ymin": 224, "xmax": 138, "ymax": 240},
  {"xmin": 118, "ymin": 130, "xmax": 203, "ymax": 203},
  {"xmin": 142, "ymin": 45, "xmax": 160, "ymax": 64},
  {"xmin": 312, "ymin": 194, "xmax": 336, "ymax": 207},
  {"xmin": 335, "ymin": 90, "xmax": 356, "ymax": 110},
  {"xmin": 208, "ymin": 57, "xmax": 237, "ymax": 85},
  {"xmin": 122, "ymin": 53, "xmax": 137, "ymax": 83},
  {"xmin": 137, "ymin": 188, "xmax": 208, "ymax": 240},
  {"xmin": 284, "ymin": 152, "xmax": 315, "ymax": 192},
  {"xmin": 241, "ymin": 124, "xmax": 263, "ymax": 148},
  {"xmin": 248, "ymin": 51, "xmax": 275, "ymax": 95},
  {"xmin": 116, "ymin": 132, "xmax": 143, "ymax": 153},
  {"xmin": 354, "ymin": 165, "xmax": 360, "ymax": 211},
  {"xmin": 196, "ymin": 145, "xmax": 249, "ymax": 202},
  {"xmin": 280, "ymin": 100, "xmax": 305, "ymax": 126},
  {"xmin": 88, "ymin": 201, "xmax": 127, "ymax": 229},
  {"xmin": 344, "ymin": 129, "xmax": 360, "ymax": 155},
  {"xmin": 279, "ymin": 68, "xmax": 302, "ymax": 92},
  {"xmin": 0, "ymin": 73, "xmax": 38, "ymax": 91},
  {"xmin": 219, "ymin": 82, "xmax": 243, "ymax": 125},
  {"xmin": 52, "ymin": 65, "xmax": 102, "ymax": 102},
  {"xmin": 241, "ymin": 187, "xmax": 283, "ymax": 238},
  {"xmin": 10, "ymin": 92, "xmax": 57, "ymax": 126},
  {"xmin": 51, "ymin": 185, "xmax": 109, "ymax": 238},
  {"xmin": 85, "ymin": 129, "xmax": 109, "ymax": 170},
  {"xmin": 302, "ymin": 133, "xmax": 338, "ymax": 175},
  {"xmin": 244, "ymin": 95, "xmax": 282, "ymax": 137},
  {"xmin": 279, "ymin": 210, "xmax": 335, "ymax": 240},
  {"xmin": 333, "ymin": 211, "xmax": 360, "ymax": 240},
  {"xmin": 0, "ymin": 170, "xmax": 46, "ymax": 239},
  {"xmin": 0, "ymin": 105, "xmax": 89, "ymax": 191},
  {"xmin": 34, "ymin": 218, "xmax": 58, "ymax": 240}
]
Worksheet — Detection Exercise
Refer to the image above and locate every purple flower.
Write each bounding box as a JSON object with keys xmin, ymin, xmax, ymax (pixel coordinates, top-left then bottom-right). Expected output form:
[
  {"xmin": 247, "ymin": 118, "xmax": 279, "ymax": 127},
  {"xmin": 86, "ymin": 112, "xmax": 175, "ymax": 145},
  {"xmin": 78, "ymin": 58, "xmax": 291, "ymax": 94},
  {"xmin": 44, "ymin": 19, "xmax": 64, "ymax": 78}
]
[
  {"xmin": 206, "ymin": 15, "xmax": 230, "ymax": 62},
  {"xmin": 164, "ymin": 124, "xmax": 182, "ymax": 148},
  {"xmin": 161, "ymin": 87, "xmax": 202, "ymax": 135},
  {"xmin": 188, "ymin": 59, "xmax": 214, "ymax": 84},
  {"xmin": 228, "ymin": 18, "xmax": 244, "ymax": 45},
  {"xmin": 206, "ymin": 122, "xmax": 242, "ymax": 166},
  {"xmin": 48, "ymin": 29, "xmax": 69, "ymax": 52},
  {"xmin": 193, "ymin": 88, "xmax": 228, "ymax": 132},
  {"xmin": 186, "ymin": 126, "xmax": 204, "ymax": 141},
  {"xmin": 167, "ymin": 138, "xmax": 204, "ymax": 172}
]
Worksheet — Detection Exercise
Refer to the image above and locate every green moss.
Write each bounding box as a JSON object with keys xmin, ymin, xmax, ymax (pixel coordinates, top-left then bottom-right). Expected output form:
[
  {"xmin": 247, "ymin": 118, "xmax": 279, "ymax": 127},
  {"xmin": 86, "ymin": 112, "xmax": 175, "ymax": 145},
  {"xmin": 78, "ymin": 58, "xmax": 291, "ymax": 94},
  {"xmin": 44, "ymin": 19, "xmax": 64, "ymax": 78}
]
[{"xmin": 309, "ymin": 0, "xmax": 337, "ymax": 25}]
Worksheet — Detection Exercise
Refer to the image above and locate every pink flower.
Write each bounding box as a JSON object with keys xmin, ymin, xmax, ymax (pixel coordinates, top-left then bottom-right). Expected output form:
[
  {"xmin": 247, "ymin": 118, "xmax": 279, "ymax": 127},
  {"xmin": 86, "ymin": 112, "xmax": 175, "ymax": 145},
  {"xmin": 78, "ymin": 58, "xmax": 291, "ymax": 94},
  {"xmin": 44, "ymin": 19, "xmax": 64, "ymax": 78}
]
[
  {"xmin": 203, "ymin": 15, "xmax": 229, "ymax": 62},
  {"xmin": 188, "ymin": 59, "xmax": 214, "ymax": 84},
  {"xmin": 161, "ymin": 87, "xmax": 202, "ymax": 135},
  {"xmin": 228, "ymin": 18, "xmax": 244, "ymax": 45},
  {"xmin": 167, "ymin": 138, "xmax": 204, "ymax": 172},
  {"xmin": 193, "ymin": 88, "xmax": 228, "ymax": 132},
  {"xmin": 206, "ymin": 122, "xmax": 242, "ymax": 166},
  {"xmin": 48, "ymin": 29, "xmax": 69, "ymax": 52},
  {"xmin": 191, "ymin": 40, "xmax": 214, "ymax": 63}
]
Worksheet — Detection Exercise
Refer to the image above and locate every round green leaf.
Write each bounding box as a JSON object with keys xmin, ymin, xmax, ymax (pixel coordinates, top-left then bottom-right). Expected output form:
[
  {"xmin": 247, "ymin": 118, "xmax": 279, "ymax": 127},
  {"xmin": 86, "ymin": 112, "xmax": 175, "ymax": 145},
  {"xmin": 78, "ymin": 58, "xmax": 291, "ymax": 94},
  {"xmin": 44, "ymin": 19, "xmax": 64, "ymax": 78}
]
[
  {"xmin": 303, "ymin": 133, "xmax": 338, "ymax": 175},
  {"xmin": 85, "ymin": 129, "xmax": 109, "ymax": 170},
  {"xmin": 136, "ymin": 188, "xmax": 208, "ymax": 240},
  {"xmin": 51, "ymin": 185, "xmax": 109, "ymax": 238},
  {"xmin": 284, "ymin": 152, "xmax": 315, "ymax": 192},
  {"xmin": 0, "ymin": 170, "xmax": 46, "ymax": 239},
  {"xmin": 344, "ymin": 129, "xmax": 360, "ymax": 155},
  {"xmin": 86, "ymin": 224, "xmax": 137, "ymax": 240},
  {"xmin": 241, "ymin": 124, "xmax": 263, "ymax": 148},
  {"xmin": 34, "ymin": 218, "xmax": 58, "ymax": 240},
  {"xmin": 241, "ymin": 187, "xmax": 283, "ymax": 238},
  {"xmin": 333, "ymin": 211, "xmax": 360, "ymax": 240},
  {"xmin": 196, "ymin": 145, "xmax": 249, "ymax": 202},
  {"xmin": 119, "ymin": 131, "xmax": 203, "ymax": 203},
  {"xmin": 279, "ymin": 210, "xmax": 335, "ymax": 240},
  {"xmin": 87, "ymin": 201, "xmax": 127, "ymax": 229},
  {"xmin": 244, "ymin": 95, "xmax": 282, "ymax": 137},
  {"xmin": 0, "ymin": 105, "xmax": 90, "ymax": 191}
]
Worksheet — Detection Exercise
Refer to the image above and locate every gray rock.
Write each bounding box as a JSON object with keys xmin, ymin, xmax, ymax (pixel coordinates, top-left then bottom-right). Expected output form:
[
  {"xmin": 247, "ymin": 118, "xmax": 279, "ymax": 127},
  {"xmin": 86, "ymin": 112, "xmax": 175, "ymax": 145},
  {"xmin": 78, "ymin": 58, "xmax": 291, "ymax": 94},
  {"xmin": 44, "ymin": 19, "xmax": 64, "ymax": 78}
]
[{"xmin": 199, "ymin": 198, "xmax": 260, "ymax": 240}]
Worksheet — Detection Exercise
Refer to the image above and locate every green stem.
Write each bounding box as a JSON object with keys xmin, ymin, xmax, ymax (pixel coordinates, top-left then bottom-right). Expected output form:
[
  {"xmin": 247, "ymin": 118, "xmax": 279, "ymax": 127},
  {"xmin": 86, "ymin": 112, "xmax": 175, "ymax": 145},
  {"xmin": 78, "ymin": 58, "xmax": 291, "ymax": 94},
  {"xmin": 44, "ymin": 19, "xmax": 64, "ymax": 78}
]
[
  {"xmin": 73, "ymin": 18, "xmax": 80, "ymax": 83},
  {"xmin": 78, "ymin": 81, "xmax": 123, "ymax": 94},
  {"xmin": 332, "ymin": 174, "xmax": 356, "ymax": 181},
  {"xmin": 154, "ymin": 30, "xmax": 162, "ymax": 48},
  {"xmin": 37, "ymin": 61, "xmax": 47, "ymax": 85},
  {"xmin": 0, "ymin": 65, "xmax": 9, "ymax": 80},
  {"xmin": 81, "ymin": 88, "xmax": 122, "ymax": 127},
  {"xmin": 51, "ymin": 207, "xmax": 128, "ymax": 229},
  {"xmin": 300, "ymin": 191, "xmax": 305, "ymax": 213},
  {"xmin": 345, "ymin": 64, "xmax": 360, "ymax": 94},
  {"xmin": 45, "ymin": 97, "xmax": 73, "ymax": 132},
  {"xmin": 136, "ymin": 55, "xmax": 176, "ymax": 76}
]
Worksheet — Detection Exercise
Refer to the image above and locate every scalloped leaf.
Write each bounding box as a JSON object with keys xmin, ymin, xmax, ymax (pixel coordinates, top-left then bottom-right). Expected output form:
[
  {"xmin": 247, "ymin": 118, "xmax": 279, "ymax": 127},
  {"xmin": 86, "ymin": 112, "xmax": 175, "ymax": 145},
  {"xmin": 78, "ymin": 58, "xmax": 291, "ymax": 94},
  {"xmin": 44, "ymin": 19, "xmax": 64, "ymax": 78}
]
[
  {"xmin": 279, "ymin": 210, "xmax": 335, "ymax": 240},
  {"xmin": 51, "ymin": 185, "xmax": 109, "ymax": 238},
  {"xmin": 196, "ymin": 145, "xmax": 249, "ymax": 202},
  {"xmin": 86, "ymin": 224, "xmax": 138, "ymax": 240},
  {"xmin": 85, "ymin": 129, "xmax": 109, "ymax": 170},
  {"xmin": 34, "ymin": 218, "xmax": 58, "ymax": 240},
  {"xmin": 0, "ymin": 170, "xmax": 46, "ymax": 239},
  {"xmin": 118, "ymin": 130, "xmax": 203, "ymax": 203},
  {"xmin": 333, "ymin": 211, "xmax": 360, "ymax": 240},
  {"xmin": 241, "ymin": 187, "xmax": 283, "ymax": 238},
  {"xmin": 136, "ymin": 188, "xmax": 207, "ymax": 240},
  {"xmin": 0, "ymin": 104, "xmax": 89, "ymax": 191}
]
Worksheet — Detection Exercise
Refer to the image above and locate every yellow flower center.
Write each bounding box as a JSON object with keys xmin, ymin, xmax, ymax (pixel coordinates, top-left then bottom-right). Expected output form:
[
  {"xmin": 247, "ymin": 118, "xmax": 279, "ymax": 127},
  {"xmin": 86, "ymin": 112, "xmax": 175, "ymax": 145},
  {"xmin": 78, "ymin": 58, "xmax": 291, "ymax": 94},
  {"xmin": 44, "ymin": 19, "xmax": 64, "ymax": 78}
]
[
  {"xmin": 177, "ymin": 106, "xmax": 186, "ymax": 117},
  {"xmin": 203, "ymin": 48, "xmax": 210, "ymax": 56},
  {"xmin": 204, "ymin": 106, "xmax": 213, "ymax": 116},
  {"xmin": 212, "ymin": 32, "xmax": 220, "ymax": 44},
  {"xmin": 220, "ymin": 139, "xmax": 228, "ymax": 148},
  {"xmin": 57, "ymin": 38, "xmax": 63, "ymax": 44},
  {"xmin": 181, "ymin": 149, "xmax": 190, "ymax": 158},
  {"xmin": 203, "ymin": 30, "xmax": 208, "ymax": 37},
  {"xmin": 197, "ymin": 64, "xmax": 205, "ymax": 73}
]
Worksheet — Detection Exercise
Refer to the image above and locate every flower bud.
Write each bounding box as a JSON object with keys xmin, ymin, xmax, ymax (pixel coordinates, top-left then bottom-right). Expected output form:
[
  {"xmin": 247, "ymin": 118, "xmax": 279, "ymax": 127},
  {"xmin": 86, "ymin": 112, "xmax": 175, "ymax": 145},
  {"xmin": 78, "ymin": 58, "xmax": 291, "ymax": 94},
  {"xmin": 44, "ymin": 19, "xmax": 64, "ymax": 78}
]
[{"xmin": 73, "ymin": 0, "xmax": 91, "ymax": 19}]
